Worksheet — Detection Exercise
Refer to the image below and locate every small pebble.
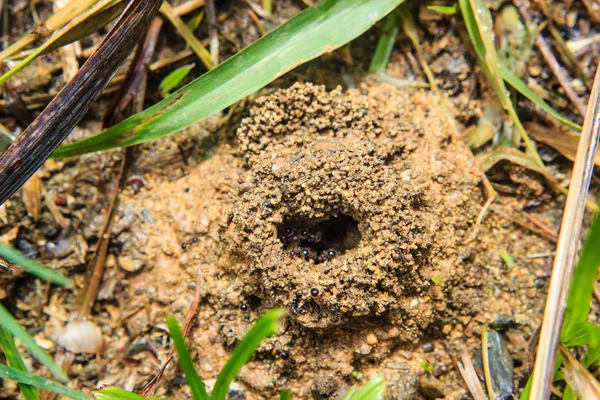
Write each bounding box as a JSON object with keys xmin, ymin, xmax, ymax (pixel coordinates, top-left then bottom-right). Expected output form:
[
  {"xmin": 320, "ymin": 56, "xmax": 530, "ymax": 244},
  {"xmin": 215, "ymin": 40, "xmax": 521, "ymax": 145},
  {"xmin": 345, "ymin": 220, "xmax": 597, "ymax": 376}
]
[
  {"xmin": 280, "ymin": 352, "xmax": 290, "ymax": 360},
  {"xmin": 422, "ymin": 342, "xmax": 434, "ymax": 353},
  {"xmin": 311, "ymin": 288, "xmax": 319, "ymax": 296},
  {"xmin": 240, "ymin": 304, "xmax": 248, "ymax": 311},
  {"xmin": 127, "ymin": 178, "xmax": 144, "ymax": 193},
  {"xmin": 54, "ymin": 195, "xmax": 68, "ymax": 206},
  {"xmin": 366, "ymin": 333, "xmax": 378, "ymax": 345}
]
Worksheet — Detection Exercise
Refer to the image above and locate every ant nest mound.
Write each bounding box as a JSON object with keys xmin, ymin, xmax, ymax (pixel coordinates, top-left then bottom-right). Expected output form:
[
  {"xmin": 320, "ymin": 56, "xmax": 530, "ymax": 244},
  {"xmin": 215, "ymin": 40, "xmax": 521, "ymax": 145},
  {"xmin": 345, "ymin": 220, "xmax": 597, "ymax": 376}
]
[{"xmin": 224, "ymin": 83, "xmax": 482, "ymax": 338}]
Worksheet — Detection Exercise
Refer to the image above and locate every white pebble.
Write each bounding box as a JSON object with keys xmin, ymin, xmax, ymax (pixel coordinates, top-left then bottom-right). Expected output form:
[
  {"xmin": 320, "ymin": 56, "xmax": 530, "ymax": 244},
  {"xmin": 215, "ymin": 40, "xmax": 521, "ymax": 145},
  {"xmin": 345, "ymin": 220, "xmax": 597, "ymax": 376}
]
[{"xmin": 58, "ymin": 320, "xmax": 104, "ymax": 354}]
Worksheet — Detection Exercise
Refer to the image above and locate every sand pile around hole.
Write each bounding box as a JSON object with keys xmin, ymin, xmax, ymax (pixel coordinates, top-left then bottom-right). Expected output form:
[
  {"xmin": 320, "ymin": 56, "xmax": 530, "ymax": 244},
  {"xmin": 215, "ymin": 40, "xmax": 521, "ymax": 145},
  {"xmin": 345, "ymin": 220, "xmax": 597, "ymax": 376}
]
[{"xmin": 224, "ymin": 83, "xmax": 483, "ymax": 338}]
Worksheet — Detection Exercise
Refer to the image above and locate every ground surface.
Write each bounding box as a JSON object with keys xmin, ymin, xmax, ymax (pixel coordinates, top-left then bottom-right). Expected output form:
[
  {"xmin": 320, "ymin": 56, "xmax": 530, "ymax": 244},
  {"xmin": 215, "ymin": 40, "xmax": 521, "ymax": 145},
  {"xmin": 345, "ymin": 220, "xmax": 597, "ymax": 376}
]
[{"xmin": 1, "ymin": 0, "xmax": 599, "ymax": 399}]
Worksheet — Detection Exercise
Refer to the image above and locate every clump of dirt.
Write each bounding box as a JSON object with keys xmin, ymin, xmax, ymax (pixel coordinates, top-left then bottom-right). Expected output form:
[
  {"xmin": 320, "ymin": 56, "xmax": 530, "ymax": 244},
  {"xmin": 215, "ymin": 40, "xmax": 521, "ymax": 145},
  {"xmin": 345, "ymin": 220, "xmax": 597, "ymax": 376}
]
[{"xmin": 224, "ymin": 83, "xmax": 483, "ymax": 339}]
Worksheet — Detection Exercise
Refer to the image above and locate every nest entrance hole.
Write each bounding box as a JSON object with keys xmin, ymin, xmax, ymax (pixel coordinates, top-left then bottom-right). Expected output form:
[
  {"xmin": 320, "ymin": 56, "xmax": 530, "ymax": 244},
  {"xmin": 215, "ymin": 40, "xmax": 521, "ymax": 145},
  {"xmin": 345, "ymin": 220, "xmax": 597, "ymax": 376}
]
[{"xmin": 277, "ymin": 214, "xmax": 361, "ymax": 264}]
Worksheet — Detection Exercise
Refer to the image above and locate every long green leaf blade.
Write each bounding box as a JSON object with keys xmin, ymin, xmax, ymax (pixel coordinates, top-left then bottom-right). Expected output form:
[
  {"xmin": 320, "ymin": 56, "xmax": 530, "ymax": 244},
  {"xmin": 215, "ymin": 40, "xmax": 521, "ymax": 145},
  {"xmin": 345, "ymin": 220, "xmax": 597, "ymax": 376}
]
[
  {"xmin": 562, "ymin": 212, "xmax": 600, "ymax": 337},
  {"xmin": 53, "ymin": 0, "xmax": 406, "ymax": 157},
  {"xmin": 0, "ymin": 304, "xmax": 68, "ymax": 382},
  {"xmin": 0, "ymin": 244, "xmax": 72, "ymax": 287},
  {"xmin": 279, "ymin": 390, "xmax": 292, "ymax": 400},
  {"xmin": 0, "ymin": 364, "xmax": 88, "ymax": 400},
  {"xmin": 159, "ymin": 64, "xmax": 195, "ymax": 98},
  {"xmin": 348, "ymin": 374, "xmax": 386, "ymax": 400},
  {"xmin": 369, "ymin": 12, "xmax": 398, "ymax": 73},
  {"xmin": 211, "ymin": 309, "xmax": 285, "ymax": 400},
  {"xmin": 499, "ymin": 64, "xmax": 581, "ymax": 131},
  {"xmin": 0, "ymin": 327, "xmax": 40, "ymax": 400},
  {"xmin": 166, "ymin": 315, "xmax": 209, "ymax": 400},
  {"xmin": 93, "ymin": 386, "xmax": 147, "ymax": 400}
]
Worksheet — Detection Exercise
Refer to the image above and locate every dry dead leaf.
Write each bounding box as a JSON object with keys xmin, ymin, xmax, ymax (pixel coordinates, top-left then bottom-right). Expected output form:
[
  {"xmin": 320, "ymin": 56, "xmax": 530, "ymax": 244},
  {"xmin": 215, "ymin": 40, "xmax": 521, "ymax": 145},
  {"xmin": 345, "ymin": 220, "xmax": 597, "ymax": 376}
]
[
  {"xmin": 560, "ymin": 344, "xmax": 600, "ymax": 399},
  {"xmin": 477, "ymin": 146, "xmax": 546, "ymax": 175},
  {"xmin": 22, "ymin": 175, "xmax": 43, "ymax": 218},
  {"xmin": 0, "ymin": 226, "xmax": 19, "ymax": 244},
  {"xmin": 526, "ymin": 122, "xmax": 600, "ymax": 167}
]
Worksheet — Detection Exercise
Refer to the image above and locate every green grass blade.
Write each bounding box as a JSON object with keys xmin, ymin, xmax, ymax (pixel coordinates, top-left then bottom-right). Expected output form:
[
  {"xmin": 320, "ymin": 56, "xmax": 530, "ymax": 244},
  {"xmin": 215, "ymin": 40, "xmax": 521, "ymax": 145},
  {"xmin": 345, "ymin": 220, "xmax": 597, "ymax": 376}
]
[
  {"xmin": 0, "ymin": 244, "xmax": 72, "ymax": 287},
  {"xmin": 53, "ymin": 0, "xmax": 406, "ymax": 157},
  {"xmin": 342, "ymin": 387, "xmax": 356, "ymax": 400},
  {"xmin": 0, "ymin": 303, "xmax": 68, "ymax": 382},
  {"xmin": 427, "ymin": 5, "xmax": 457, "ymax": 15},
  {"xmin": 166, "ymin": 315, "xmax": 209, "ymax": 400},
  {"xmin": 0, "ymin": 327, "xmax": 40, "ymax": 400},
  {"xmin": 348, "ymin": 374, "xmax": 385, "ymax": 400},
  {"xmin": 211, "ymin": 309, "xmax": 285, "ymax": 400},
  {"xmin": 459, "ymin": 0, "xmax": 544, "ymax": 168},
  {"xmin": 93, "ymin": 387, "xmax": 148, "ymax": 400},
  {"xmin": 369, "ymin": 12, "xmax": 398, "ymax": 73},
  {"xmin": 562, "ymin": 213, "xmax": 600, "ymax": 338},
  {"xmin": 499, "ymin": 64, "xmax": 581, "ymax": 131},
  {"xmin": 561, "ymin": 322, "xmax": 600, "ymax": 348},
  {"xmin": 279, "ymin": 390, "xmax": 292, "ymax": 400},
  {"xmin": 0, "ymin": 364, "xmax": 88, "ymax": 400},
  {"xmin": 159, "ymin": 64, "xmax": 195, "ymax": 98}
]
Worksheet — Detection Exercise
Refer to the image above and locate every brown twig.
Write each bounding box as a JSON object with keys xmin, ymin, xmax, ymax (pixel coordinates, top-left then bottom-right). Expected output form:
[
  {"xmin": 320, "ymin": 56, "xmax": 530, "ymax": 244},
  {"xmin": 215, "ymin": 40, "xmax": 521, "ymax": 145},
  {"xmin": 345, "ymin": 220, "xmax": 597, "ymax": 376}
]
[
  {"xmin": 530, "ymin": 60, "xmax": 600, "ymax": 399},
  {"xmin": 139, "ymin": 272, "xmax": 203, "ymax": 397},
  {"xmin": 455, "ymin": 346, "xmax": 487, "ymax": 400},
  {"xmin": 519, "ymin": 211, "xmax": 559, "ymax": 240},
  {"xmin": 76, "ymin": 151, "xmax": 127, "ymax": 319},
  {"xmin": 0, "ymin": 0, "xmax": 163, "ymax": 206},
  {"xmin": 514, "ymin": 0, "xmax": 587, "ymax": 117},
  {"xmin": 77, "ymin": 13, "xmax": 163, "ymax": 319},
  {"xmin": 104, "ymin": 17, "xmax": 163, "ymax": 127}
]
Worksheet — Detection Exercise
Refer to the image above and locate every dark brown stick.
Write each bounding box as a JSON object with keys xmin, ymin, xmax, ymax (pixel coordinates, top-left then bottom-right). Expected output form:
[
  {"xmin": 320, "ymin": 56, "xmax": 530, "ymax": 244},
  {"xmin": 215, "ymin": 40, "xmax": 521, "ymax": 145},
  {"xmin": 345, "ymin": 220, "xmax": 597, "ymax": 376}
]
[
  {"xmin": 0, "ymin": 0, "xmax": 163, "ymax": 206},
  {"xmin": 78, "ymin": 17, "xmax": 163, "ymax": 319}
]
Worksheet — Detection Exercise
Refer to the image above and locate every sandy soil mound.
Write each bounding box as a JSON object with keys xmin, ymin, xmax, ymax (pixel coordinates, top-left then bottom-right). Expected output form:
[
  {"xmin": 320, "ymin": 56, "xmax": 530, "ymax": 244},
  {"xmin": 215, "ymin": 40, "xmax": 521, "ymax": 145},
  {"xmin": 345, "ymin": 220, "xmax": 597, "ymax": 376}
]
[{"xmin": 225, "ymin": 83, "xmax": 482, "ymax": 339}]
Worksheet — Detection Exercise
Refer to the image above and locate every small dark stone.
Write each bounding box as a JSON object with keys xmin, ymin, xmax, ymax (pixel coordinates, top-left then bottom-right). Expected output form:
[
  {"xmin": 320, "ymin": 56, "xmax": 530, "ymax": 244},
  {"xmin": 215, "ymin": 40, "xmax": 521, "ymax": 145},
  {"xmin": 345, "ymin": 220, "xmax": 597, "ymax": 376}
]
[
  {"xmin": 484, "ymin": 330, "xmax": 514, "ymax": 399},
  {"xmin": 127, "ymin": 178, "xmax": 144, "ymax": 193},
  {"xmin": 491, "ymin": 314, "xmax": 516, "ymax": 331},
  {"xmin": 16, "ymin": 238, "xmax": 38, "ymax": 259},
  {"xmin": 228, "ymin": 388, "xmax": 246, "ymax": 400},
  {"xmin": 301, "ymin": 249, "xmax": 310, "ymax": 258},
  {"xmin": 289, "ymin": 302, "xmax": 300, "ymax": 315},
  {"xmin": 311, "ymin": 288, "xmax": 319, "ymax": 296},
  {"xmin": 280, "ymin": 352, "xmax": 290, "ymax": 360},
  {"xmin": 240, "ymin": 304, "xmax": 248, "ymax": 311},
  {"xmin": 172, "ymin": 375, "xmax": 187, "ymax": 386},
  {"xmin": 262, "ymin": 199, "xmax": 272, "ymax": 208},
  {"xmin": 422, "ymin": 342, "xmax": 434, "ymax": 353},
  {"xmin": 327, "ymin": 249, "xmax": 337, "ymax": 258},
  {"xmin": 184, "ymin": 187, "xmax": 190, "ymax": 192},
  {"xmin": 289, "ymin": 250, "xmax": 297, "ymax": 257}
]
